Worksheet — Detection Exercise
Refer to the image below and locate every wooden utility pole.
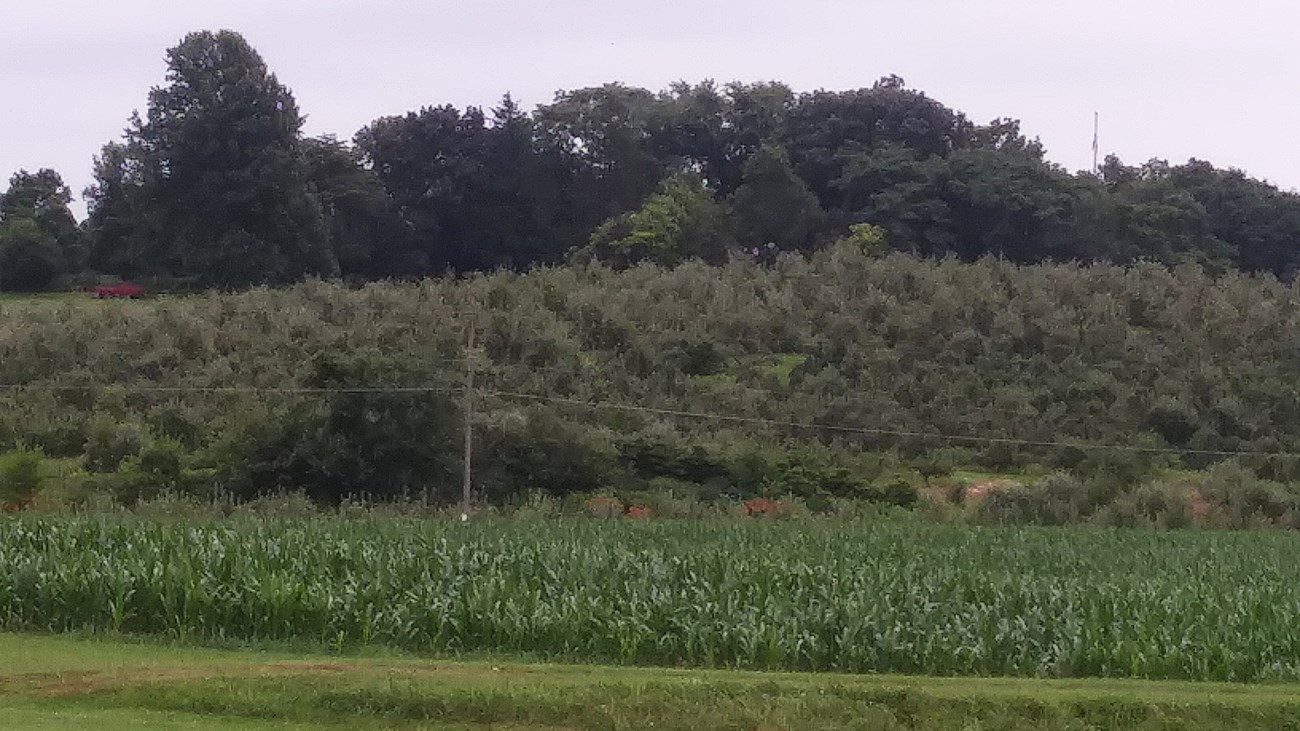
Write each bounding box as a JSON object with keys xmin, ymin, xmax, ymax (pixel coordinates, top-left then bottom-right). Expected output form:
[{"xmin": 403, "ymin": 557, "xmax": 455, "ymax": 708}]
[{"xmin": 461, "ymin": 311, "xmax": 475, "ymax": 522}]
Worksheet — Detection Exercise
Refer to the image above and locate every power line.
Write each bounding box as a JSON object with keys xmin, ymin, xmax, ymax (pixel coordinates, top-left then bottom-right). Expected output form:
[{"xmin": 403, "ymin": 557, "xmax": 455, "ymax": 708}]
[
  {"xmin": 486, "ymin": 389, "xmax": 1300, "ymax": 459},
  {"xmin": 1, "ymin": 380, "xmax": 1297, "ymax": 460},
  {"xmin": 0, "ymin": 384, "xmax": 461, "ymax": 396}
]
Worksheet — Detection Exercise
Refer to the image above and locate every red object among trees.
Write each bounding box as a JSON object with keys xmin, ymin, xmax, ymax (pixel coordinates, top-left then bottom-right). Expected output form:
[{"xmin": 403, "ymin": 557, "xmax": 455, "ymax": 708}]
[
  {"xmin": 743, "ymin": 497, "xmax": 784, "ymax": 517},
  {"xmin": 625, "ymin": 505, "xmax": 652, "ymax": 519},
  {"xmin": 93, "ymin": 283, "xmax": 145, "ymax": 299}
]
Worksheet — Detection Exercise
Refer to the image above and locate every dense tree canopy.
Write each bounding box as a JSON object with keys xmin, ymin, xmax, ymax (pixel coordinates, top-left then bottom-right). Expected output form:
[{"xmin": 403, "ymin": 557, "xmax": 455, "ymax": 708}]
[
  {"xmin": 86, "ymin": 30, "xmax": 335, "ymax": 288},
  {"xmin": 5, "ymin": 30, "xmax": 1298, "ymax": 291},
  {"xmin": 0, "ymin": 169, "xmax": 83, "ymax": 291},
  {"xmin": 576, "ymin": 173, "xmax": 734, "ymax": 267},
  {"xmin": 302, "ymin": 135, "xmax": 423, "ymax": 280}
]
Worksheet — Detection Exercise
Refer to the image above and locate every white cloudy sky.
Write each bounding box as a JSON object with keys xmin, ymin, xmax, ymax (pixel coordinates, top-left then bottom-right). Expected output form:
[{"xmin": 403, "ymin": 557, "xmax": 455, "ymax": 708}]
[{"xmin": 3, "ymin": 0, "xmax": 1296, "ymax": 217}]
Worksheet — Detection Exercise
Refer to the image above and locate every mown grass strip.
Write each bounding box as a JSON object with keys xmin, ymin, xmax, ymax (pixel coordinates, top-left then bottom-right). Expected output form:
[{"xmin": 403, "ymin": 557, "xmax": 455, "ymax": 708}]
[{"xmin": 7, "ymin": 635, "xmax": 1300, "ymax": 730}]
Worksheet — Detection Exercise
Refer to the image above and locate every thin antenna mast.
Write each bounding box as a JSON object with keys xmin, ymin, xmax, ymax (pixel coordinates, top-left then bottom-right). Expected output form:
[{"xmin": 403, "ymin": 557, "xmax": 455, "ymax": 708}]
[{"xmin": 1092, "ymin": 112, "xmax": 1100, "ymax": 178}]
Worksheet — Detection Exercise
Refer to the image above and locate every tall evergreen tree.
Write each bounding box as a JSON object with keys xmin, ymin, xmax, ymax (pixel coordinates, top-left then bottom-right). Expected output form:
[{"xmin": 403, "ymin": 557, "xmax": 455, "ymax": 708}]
[
  {"xmin": 302, "ymin": 136, "xmax": 423, "ymax": 279},
  {"xmin": 97, "ymin": 30, "xmax": 335, "ymax": 287},
  {"xmin": 84, "ymin": 143, "xmax": 143, "ymax": 276},
  {"xmin": 474, "ymin": 94, "xmax": 578, "ymax": 268}
]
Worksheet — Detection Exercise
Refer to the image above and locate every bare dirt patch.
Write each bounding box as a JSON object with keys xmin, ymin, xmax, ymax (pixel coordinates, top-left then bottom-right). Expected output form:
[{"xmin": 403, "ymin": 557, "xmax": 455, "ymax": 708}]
[
  {"xmin": 962, "ymin": 480, "xmax": 1019, "ymax": 504},
  {"xmin": 1, "ymin": 658, "xmax": 547, "ymax": 699}
]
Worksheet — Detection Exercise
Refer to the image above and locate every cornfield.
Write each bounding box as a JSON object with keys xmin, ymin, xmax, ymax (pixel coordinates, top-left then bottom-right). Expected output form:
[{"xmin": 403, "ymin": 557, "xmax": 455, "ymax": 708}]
[{"xmin": 4, "ymin": 516, "xmax": 1300, "ymax": 682}]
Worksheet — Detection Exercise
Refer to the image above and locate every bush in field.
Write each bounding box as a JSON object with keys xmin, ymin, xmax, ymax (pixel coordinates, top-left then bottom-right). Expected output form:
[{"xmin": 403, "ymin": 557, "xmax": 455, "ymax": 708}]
[
  {"xmin": 1099, "ymin": 480, "xmax": 1195, "ymax": 529},
  {"xmin": 215, "ymin": 351, "xmax": 462, "ymax": 504},
  {"xmin": 977, "ymin": 473, "xmax": 1086, "ymax": 526},
  {"xmin": 83, "ymin": 416, "xmax": 147, "ymax": 473},
  {"xmin": 0, "ymin": 447, "xmax": 44, "ymax": 510},
  {"xmin": 219, "ymin": 394, "xmax": 458, "ymax": 504},
  {"xmin": 1201, "ymin": 462, "xmax": 1300, "ymax": 528},
  {"xmin": 479, "ymin": 408, "xmax": 620, "ymax": 502},
  {"xmin": 89, "ymin": 437, "xmax": 188, "ymax": 506}
]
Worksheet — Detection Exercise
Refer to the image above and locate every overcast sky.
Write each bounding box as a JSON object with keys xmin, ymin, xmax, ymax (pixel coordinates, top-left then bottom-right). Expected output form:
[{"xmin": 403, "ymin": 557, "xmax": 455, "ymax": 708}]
[{"xmin": 3, "ymin": 0, "xmax": 1296, "ymax": 218}]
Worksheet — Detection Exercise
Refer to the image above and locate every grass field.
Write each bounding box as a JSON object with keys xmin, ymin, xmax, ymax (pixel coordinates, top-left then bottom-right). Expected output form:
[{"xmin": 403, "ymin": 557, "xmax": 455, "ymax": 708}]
[
  {"xmin": 7, "ymin": 633, "xmax": 1300, "ymax": 730},
  {"xmin": 8, "ymin": 516, "xmax": 1300, "ymax": 683}
]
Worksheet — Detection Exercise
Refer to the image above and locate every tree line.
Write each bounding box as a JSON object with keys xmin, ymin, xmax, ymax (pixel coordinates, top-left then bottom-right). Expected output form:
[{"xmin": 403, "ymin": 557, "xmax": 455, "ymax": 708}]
[{"xmin": 2, "ymin": 29, "xmax": 1300, "ymax": 291}]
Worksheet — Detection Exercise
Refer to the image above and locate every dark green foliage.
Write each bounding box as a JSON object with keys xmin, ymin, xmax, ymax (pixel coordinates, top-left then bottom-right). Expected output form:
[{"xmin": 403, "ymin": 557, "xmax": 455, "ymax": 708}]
[
  {"xmin": 535, "ymin": 84, "xmax": 664, "ymax": 222},
  {"xmin": 302, "ymin": 136, "xmax": 423, "ymax": 279},
  {"xmin": 731, "ymin": 145, "xmax": 824, "ymax": 251},
  {"xmin": 479, "ymin": 408, "xmax": 619, "ymax": 502},
  {"xmin": 1101, "ymin": 481, "xmax": 1195, "ymax": 529},
  {"xmin": 218, "ymin": 352, "xmax": 460, "ymax": 504},
  {"xmin": 0, "ymin": 170, "xmax": 83, "ymax": 291},
  {"xmin": 1201, "ymin": 462, "xmax": 1300, "ymax": 529},
  {"xmin": 356, "ymin": 95, "xmax": 582, "ymax": 273},
  {"xmin": 49, "ymin": 49, "xmax": 1300, "ymax": 287},
  {"xmin": 106, "ymin": 438, "xmax": 187, "ymax": 506},
  {"xmin": 0, "ymin": 447, "xmax": 44, "ymax": 508},
  {"xmin": 1098, "ymin": 158, "xmax": 1235, "ymax": 269},
  {"xmin": 0, "ymin": 218, "xmax": 62, "ymax": 291},
  {"xmin": 790, "ymin": 76, "xmax": 970, "ymax": 206},
  {"xmin": 977, "ymin": 473, "xmax": 1087, "ymax": 526},
  {"xmin": 83, "ymin": 143, "xmax": 141, "ymax": 275},
  {"xmin": 82, "ymin": 416, "xmax": 147, "ymax": 473},
  {"xmin": 88, "ymin": 30, "xmax": 336, "ymax": 287},
  {"xmin": 577, "ymin": 174, "xmax": 734, "ymax": 267},
  {"xmin": 1172, "ymin": 159, "xmax": 1300, "ymax": 277}
]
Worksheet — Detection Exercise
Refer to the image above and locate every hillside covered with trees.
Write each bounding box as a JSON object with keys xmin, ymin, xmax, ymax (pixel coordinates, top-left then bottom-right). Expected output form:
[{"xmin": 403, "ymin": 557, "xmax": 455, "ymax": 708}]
[
  {"xmin": 6, "ymin": 246, "xmax": 1300, "ymax": 526},
  {"xmin": 2, "ymin": 30, "xmax": 1300, "ymax": 291}
]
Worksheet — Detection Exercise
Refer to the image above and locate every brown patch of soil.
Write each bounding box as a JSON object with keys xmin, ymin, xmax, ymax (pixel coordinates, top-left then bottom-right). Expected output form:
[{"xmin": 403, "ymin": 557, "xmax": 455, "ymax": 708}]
[
  {"xmin": 1188, "ymin": 489, "xmax": 1215, "ymax": 523},
  {"xmin": 962, "ymin": 480, "xmax": 1018, "ymax": 504},
  {"xmin": 2, "ymin": 659, "xmax": 542, "ymax": 699}
]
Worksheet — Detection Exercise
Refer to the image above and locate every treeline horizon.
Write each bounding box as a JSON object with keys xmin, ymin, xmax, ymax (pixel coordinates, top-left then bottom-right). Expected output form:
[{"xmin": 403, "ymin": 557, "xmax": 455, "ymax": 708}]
[{"xmin": 1, "ymin": 29, "xmax": 1300, "ymax": 291}]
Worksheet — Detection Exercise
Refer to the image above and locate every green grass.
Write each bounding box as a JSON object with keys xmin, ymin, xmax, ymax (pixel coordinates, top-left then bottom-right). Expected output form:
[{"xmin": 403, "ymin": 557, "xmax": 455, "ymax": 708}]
[
  {"xmin": 0, "ymin": 291, "xmax": 85, "ymax": 305},
  {"xmin": 0, "ymin": 292, "xmax": 155, "ymax": 320},
  {"xmin": 8, "ymin": 516, "xmax": 1300, "ymax": 682},
  {"xmin": 5, "ymin": 633, "xmax": 1300, "ymax": 730}
]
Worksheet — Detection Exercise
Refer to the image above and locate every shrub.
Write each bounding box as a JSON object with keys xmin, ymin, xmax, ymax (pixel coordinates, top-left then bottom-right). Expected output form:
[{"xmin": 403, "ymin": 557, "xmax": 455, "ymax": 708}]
[
  {"xmin": 0, "ymin": 446, "xmax": 45, "ymax": 510},
  {"xmin": 0, "ymin": 219, "xmax": 62, "ymax": 292},
  {"xmin": 977, "ymin": 473, "xmax": 1085, "ymax": 526},
  {"xmin": 1201, "ymin": 462, "xmax": 1299, "ymax": 529},
  {"xmin": 1139, "ymin": 483, "xmax": 1196, "ymax": 529},
  {"xmin": 616, "ymin": 431, "xmax": 734, "ymax": 488},
  {"xmin": 1099, "ymin": 481, "xmax": 1195, "ymax": 529},
  {"xmin": 583, "ymin": 495, "xmax": 625, "ymax": 519},
  {"xmin": 83, "ymin": 417, "xmax": 146, "ymax": 473},
  {"xmin": 230, "ymin": 492, "xmax": 320, "ymax": 520},
  {"xmin": 913, "ymin": 448, "xmax": 969, "ymax": 483},
  {"xmin": 480, "ymin": 409, "xmax": 620, "ymax": 502},
  {"xmin": 860, "ymin": 473, "xmax": 921, "ymax": 508},
  {"xmin": 218, "ymin": 387, "xmax": 459, "ymax": 505},
  {"xmin": 621, "ymin": 478, "xmax": 716, "ymax": 518}
]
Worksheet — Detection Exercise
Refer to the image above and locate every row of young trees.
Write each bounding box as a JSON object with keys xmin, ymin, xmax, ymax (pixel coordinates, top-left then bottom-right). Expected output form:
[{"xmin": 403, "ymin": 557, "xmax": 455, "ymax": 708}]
[
  {"xmin": 4, "ymin": 29, "xmax": 1300, "ymax": 291},
  {"xmin": 8, "ymin": 247, "xmax": 1300, "ymax": 507}
]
